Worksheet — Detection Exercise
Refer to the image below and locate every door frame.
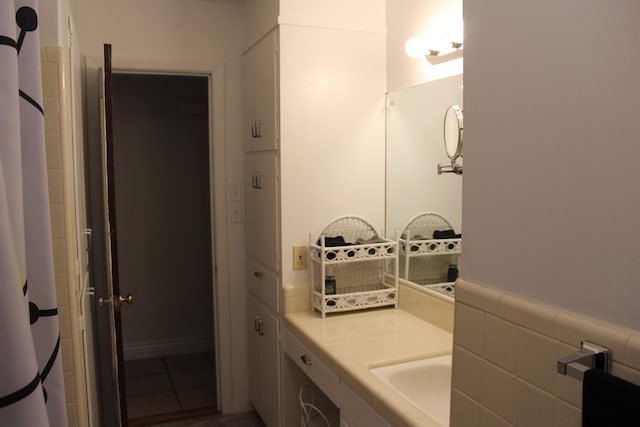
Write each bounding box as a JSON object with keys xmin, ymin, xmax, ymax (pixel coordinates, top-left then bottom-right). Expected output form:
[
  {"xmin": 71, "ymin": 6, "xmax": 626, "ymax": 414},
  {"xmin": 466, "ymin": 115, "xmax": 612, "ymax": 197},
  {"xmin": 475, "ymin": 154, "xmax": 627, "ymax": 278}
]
[{"xmin": 106, "ymin": 62, "xmax": 233, "ymax": 416}]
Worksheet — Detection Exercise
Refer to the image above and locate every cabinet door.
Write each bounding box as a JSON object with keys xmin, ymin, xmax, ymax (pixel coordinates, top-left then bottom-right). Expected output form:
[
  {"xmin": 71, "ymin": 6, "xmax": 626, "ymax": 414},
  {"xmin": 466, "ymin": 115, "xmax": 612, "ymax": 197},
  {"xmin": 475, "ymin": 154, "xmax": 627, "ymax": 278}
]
[
  {"xmin": 245, "ymin": 151, "xmax": 280, "ymax": 271},
  {"xmin": 247, "ymin": 295, "xmax": 262, "ymax": 417},
  {"xmin": 340, "ymin": 384, "xmax": 391, "ymax": 427},
  {"xmin": 242, "ymin": 29, "xmax": 278, "ymax": 152},
  {"xmin": 247, "ymin": 295, "xmax": 281, "ymax": 427}
]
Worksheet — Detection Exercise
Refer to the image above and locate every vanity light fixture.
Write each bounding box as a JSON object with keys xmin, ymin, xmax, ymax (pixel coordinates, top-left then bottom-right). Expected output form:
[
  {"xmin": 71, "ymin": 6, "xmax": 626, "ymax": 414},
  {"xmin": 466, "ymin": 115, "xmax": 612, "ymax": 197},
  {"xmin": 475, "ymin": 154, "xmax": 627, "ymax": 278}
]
[
  {"xmin": 404, "ymin": 35, "xmax": 463, "ymax": 64},
  {"xmin": 426, "ymin": 41, "xmax": 463, "ymax": 64}
]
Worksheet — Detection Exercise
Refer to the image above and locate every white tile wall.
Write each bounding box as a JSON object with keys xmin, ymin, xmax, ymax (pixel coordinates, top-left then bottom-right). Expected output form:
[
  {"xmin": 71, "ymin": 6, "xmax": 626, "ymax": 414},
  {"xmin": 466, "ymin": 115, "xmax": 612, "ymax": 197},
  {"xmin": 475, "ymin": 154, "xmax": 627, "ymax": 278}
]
[
  {"xmin": 41, "ymin": 45, "xmax": 87, "ymax": 427},
  {"xmin": 282, "ymin": 283, "xmax": 311, "ymax": 313},
  {"xmin": 398, "ymin": 282, "xmax": 455, "ymax": 333},
  {"xmin": 452, "ymin": 279, "xmax": 640, "ymax": 427}
]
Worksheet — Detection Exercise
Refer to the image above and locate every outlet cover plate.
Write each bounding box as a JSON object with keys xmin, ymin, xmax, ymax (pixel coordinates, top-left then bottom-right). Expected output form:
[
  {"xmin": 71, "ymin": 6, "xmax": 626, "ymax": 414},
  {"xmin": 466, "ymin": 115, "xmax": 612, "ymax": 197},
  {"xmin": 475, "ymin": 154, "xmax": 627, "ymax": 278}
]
[{"xmin": 293, "ymin": 246, "xmax": 308, "ymax": 270}]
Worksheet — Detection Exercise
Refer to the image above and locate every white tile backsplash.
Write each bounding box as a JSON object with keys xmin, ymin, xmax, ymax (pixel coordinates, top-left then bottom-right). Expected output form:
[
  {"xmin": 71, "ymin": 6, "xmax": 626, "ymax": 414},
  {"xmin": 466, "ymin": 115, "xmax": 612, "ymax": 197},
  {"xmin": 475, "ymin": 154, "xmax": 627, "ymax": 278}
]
[
  {"xmin": 554, "ymin": 398, "xmax": 581, "ymax": 427},
  {"xmin": 512, "ymin": 379, "xmax": 555, "ymax": 427},
  {"xmin": 514, "ymin": 327, "xmax": 559, "ymax": 395},
  {"xmin": 453, "ymin": 279, "xmax": 640, "ymax": 427},
  {"xmin": 453, "ymin": 302, "xmax": 485, "ymax": 355},
  {"xmin": 42, "ymin": 45, "xmax": 87, "ymax": 427},
  {"xmin": 484, "ymin": 314, "xmax": 518, "ymax": 373},
  {"xmin": 480, "ymin": 360, "xmax": 515, "ymax": 421}
]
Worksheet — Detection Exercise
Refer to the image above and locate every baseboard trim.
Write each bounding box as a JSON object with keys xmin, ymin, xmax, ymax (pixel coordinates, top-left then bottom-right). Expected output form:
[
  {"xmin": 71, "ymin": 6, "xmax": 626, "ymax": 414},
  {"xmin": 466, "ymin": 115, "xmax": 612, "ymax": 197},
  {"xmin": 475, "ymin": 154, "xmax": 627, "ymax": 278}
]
[{"xmin": 124, "ymin": 336, "xmax": 213, "ymax": 360}]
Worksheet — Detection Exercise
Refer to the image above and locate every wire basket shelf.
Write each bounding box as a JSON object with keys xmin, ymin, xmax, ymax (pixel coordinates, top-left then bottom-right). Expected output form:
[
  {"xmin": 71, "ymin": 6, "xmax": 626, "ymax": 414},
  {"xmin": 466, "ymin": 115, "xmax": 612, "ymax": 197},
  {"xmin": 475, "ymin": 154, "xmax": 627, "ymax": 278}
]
[
  {"xmin": 397, "ymin": 212, "xmax": 461, "ymax": 296},
  {"xmin": 310, "ymin": 216, "xmax": 398, "ymax": 317}
]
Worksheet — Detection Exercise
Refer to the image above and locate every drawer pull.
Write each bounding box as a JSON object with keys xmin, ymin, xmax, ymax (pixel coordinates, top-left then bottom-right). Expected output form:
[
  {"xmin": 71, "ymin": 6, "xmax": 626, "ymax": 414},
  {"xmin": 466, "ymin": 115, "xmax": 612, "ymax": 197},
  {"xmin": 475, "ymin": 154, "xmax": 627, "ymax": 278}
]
[
  {"xmin": 300, "ymin": 354, "xmax": 313, "ymax": 366},
  {"xmin": 251, "ymin": 173, "xmax": 262, "ymax": 189},
  {"xmin": 254, "ymin": 271, "xmax": 263, "ymax": 278}
]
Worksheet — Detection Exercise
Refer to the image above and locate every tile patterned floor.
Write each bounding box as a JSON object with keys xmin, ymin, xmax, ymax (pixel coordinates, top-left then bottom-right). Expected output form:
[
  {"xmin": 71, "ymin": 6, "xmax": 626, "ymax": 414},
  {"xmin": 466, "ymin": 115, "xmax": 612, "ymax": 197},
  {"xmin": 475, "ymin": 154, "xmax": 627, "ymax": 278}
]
[
  {"xmin": 125, "ymin": 352, "xmax": 217, "ymax": 420},
  {"xmin": 150, "ymin": 412, "xmax": 266, "ymax": 427}
]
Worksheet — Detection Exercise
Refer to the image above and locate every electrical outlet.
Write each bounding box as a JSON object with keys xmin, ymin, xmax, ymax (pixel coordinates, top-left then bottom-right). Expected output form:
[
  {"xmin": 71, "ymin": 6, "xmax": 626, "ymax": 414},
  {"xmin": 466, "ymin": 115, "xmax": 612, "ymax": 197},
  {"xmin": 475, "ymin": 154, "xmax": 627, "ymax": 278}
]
[{"xmin": 293, "ymin": 246, "xmax": 308, "ymax": 270}]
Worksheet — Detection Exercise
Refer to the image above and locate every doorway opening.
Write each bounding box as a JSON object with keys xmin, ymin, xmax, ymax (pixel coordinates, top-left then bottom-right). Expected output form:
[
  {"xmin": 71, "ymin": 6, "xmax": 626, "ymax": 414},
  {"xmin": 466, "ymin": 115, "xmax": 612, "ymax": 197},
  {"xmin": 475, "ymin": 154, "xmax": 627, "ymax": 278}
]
[{"xmin": 111, "ymin": 73, "xmax": 216, "ymax": 425}]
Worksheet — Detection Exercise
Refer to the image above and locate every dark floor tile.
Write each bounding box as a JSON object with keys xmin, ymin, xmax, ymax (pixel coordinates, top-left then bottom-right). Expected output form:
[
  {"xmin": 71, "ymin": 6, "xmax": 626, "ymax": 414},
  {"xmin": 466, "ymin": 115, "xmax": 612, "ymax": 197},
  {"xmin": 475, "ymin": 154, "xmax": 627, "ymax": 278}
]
[
  {"xmin": 151, "ymin": 411, "xmax": 265, "ymax": 427},
  {"xmin": 125, "ymin": 357, "xmax": 167, "ymax": 377},
  {"xmin": 165, "ymin": 353, "xmax": 211, "ymax": 372},
  {"xmin": 126, "ymin": 373, "xmax": 173, "ymax": 397},
  {"xmin": 176, "ymin": 386, "xmax": 217, "ymax": 411},
  {"xmin": 127, "ymin": 391, "xmax": 180, "ymax": 419},
  {"xmin": 170, "ymin": 368, "xmax": 216, "ymax": 390},
  {"xmin": 126, "ymin": 352, "xmax": 221, "ymax": 423}
]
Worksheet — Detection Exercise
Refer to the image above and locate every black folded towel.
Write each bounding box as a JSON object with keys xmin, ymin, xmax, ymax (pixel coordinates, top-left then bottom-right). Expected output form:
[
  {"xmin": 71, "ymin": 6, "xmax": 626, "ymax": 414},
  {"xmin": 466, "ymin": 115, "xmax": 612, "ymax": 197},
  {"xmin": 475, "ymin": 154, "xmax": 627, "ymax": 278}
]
[
  {"xmin": 319, "ymin": 235, "xmax": 356, "ymax": 260},
  {"xmin": 319, "ymin": 236, "xmax": 350, "ymax": 247},
  {"xmin": 433, "ymin": 229, "xmax": 461, "ymax": 239},
  {"xmin": 582, "ymin": 368, "xmax": 640, "ymax": 427}
]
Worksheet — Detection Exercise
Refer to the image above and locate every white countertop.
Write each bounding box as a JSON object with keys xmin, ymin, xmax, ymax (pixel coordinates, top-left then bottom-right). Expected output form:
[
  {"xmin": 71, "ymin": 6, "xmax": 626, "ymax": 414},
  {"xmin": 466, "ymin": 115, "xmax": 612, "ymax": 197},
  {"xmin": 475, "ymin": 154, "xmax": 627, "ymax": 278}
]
[{"xmin": 284, "ymin": 307, "xmax": 453, "ymax": 426}]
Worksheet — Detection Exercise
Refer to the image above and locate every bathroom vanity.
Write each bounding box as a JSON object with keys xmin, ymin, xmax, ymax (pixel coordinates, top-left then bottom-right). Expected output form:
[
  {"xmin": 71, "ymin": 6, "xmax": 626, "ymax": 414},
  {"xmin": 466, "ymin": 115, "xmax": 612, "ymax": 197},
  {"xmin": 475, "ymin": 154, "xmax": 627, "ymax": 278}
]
[{"xmin": 282, "ymin": 289, "xmax": 453, "ymax": 427}]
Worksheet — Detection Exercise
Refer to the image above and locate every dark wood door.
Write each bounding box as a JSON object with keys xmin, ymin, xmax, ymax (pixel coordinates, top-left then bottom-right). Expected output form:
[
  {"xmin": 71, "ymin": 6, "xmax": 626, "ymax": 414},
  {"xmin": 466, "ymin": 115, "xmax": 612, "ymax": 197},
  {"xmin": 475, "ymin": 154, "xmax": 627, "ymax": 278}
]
[{"xmin": 101, "ymin": 43, "xmax": 130, "ymax": 426}]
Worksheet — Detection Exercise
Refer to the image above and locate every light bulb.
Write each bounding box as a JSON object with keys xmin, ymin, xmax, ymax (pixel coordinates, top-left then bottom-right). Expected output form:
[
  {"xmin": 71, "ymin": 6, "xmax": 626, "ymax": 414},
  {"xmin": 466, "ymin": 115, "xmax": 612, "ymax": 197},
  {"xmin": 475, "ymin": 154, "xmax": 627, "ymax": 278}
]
[{"xmin": 404, "ymin": 36, "xmax": 427, "ymax": 59}]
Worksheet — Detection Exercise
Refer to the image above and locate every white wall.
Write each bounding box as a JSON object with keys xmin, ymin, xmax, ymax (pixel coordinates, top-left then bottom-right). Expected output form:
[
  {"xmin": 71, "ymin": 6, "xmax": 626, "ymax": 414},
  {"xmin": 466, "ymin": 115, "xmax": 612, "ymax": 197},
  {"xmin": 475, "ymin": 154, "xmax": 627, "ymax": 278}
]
[
  {"xmin": 277, "ymin": 2, "xmax": 387, "ymax": 287},
  {"xmin": 73, "ymin": 0, "xmax": 249, "ymax": 413},
  {"xmin": 38, "ymin": 0, "xmax": 67, "ymax": 46},
  {"xmin": 462, "ymin": 0, "xmax": 640, "ymax": 331},
  {"xmin": 279, "ymin": 0, "xmax": 385, "ymax": 32},
  {"xmin": 386, "ymin": 0, "xmax": 463, "ymax": 91}
]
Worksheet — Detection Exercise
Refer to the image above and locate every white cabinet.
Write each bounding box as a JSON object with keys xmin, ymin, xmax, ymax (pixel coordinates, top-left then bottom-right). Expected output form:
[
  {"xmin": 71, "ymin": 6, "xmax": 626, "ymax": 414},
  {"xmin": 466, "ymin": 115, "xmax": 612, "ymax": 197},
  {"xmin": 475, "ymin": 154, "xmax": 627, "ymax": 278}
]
[
  {"xmin": 340, "ymin": 384, "xmax": 391, "ymax": 427},
  {"xmin": 247, "ymin": 260, "xmax": 280, "ymax": 313},
  {"xmin": 242, "ymin": 30, "xmax": 278, "ymax": 153},
  {"xmin": 244, "ymin": 22, "xmax": 281, "ymax": 427},
  {"xmin": 283, "ymin": 326, "xmax": 391, "ymax": 427},
  {"xmin": 247, "ymin": 294, "xmax": 280, "ymax": 427},
  {"xmin": 245, "ymin": 151, "xmax": 280, "ymax": 272},
  {"xmin": 246, "ymin": 259, "xmax": 280, "ymax": 427},
  {"xmin": 283, "ymin": 330, "xmax": 340, "ymax": 406},
  {"xmin": 243, "ymin": 3, "xmax": 386, "ymax": 425}
]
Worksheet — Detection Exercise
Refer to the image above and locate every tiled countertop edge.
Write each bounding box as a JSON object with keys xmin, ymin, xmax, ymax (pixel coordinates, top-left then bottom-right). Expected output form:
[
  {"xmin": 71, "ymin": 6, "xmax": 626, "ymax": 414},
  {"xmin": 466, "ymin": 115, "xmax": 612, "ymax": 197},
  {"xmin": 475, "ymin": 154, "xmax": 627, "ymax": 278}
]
[{"xmin": 283, "ymin": 309, "xmax": 453, "ymax": 427}]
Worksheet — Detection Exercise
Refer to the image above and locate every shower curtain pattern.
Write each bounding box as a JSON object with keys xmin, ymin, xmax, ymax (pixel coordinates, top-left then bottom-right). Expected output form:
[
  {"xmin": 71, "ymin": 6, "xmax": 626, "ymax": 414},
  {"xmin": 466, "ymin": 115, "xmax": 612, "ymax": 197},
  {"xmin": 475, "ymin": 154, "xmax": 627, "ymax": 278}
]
[{"xmin": 0, "ymin": 1, "xmax": 68, "ymax": 426}]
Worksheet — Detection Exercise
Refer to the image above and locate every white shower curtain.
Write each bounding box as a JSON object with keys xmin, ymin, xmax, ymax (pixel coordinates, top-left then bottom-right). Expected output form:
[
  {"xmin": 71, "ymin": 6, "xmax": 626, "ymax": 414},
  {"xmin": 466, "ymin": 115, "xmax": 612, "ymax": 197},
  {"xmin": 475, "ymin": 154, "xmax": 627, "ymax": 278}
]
[{"xmin": 0, "ymin": 1, "xmax": 68, "ymax": 426}]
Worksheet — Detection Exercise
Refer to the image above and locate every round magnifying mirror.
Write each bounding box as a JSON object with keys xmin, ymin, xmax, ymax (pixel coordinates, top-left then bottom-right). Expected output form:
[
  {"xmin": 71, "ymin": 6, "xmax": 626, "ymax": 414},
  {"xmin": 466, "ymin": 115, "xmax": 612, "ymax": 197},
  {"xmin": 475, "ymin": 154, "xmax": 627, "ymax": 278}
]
[{"xmin": 443, "ymin": 105, "xmax": 463, "ymax": 160}]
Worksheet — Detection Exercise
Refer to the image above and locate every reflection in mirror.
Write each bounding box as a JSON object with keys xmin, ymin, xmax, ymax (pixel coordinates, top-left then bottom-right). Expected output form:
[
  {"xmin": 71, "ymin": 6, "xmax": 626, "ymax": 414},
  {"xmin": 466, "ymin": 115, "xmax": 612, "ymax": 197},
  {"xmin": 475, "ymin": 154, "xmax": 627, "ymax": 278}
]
[
  {"xmin": 444, "ymin": 105, "xmax": 463, "ymax": 160},
  {"xmin": 438, "ymin": 104, "xmax": 464, "ymax": 175},
  {"xmin": 399, "ymin": 212, "xmax": 461, "ymax": 297},
  {"xmin": 386, "ymin": 74, "xmax": 463, "ymax": 298}
]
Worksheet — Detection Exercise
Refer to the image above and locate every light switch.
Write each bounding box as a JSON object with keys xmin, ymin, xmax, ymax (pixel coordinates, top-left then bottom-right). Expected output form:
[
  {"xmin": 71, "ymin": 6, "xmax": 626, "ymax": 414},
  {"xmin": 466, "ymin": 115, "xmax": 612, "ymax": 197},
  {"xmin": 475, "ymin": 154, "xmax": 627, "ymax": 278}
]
[{"xmin": 228, "ymin": 182, "xmax": 241, "ymax": 202}]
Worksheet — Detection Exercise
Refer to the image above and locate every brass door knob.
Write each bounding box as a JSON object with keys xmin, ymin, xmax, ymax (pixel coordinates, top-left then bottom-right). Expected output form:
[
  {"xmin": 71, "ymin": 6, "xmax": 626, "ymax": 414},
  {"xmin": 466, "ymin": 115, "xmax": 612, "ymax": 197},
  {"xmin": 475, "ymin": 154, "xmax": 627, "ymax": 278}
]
[{"xmin": 118, "ymin": 294, "xmax": 133, "ymax": 305}]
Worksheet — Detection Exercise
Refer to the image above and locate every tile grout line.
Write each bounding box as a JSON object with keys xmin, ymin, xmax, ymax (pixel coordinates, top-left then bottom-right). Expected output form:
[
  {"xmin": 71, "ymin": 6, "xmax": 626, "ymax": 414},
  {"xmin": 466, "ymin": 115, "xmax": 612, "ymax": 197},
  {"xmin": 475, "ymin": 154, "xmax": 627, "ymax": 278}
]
[{"xmin": 162, "ymin": 355, "xmax": 183, "ymax": 411}]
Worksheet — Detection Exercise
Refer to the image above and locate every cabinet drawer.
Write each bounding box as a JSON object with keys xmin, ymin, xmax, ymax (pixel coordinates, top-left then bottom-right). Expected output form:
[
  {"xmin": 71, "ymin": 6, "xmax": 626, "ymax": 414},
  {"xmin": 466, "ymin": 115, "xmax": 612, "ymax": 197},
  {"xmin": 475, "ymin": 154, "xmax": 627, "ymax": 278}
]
[
  {"xmin": 284, "ymin": 330, "xmax": 340, "ymax": 406},
  {"xmin": 247, "ymin": 261, "xmax": 279, "ymax": 313}
]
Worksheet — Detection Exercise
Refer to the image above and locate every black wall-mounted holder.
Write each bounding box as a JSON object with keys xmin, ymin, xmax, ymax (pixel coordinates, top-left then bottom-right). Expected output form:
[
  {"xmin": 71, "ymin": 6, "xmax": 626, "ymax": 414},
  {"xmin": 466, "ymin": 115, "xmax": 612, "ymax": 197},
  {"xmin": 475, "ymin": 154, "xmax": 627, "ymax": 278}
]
[{"xmin": 557, "ymin": 341, "xmax": 610, "ymax": 381}]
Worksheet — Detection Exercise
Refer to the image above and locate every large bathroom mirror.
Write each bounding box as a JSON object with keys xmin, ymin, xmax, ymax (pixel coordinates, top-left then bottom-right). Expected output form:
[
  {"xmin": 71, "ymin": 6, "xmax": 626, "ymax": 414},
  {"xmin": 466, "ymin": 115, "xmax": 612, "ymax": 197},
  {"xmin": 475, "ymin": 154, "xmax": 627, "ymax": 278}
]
[{"xmin": 385, "ymin": 74, "xmax": 463, "ymax": 298}]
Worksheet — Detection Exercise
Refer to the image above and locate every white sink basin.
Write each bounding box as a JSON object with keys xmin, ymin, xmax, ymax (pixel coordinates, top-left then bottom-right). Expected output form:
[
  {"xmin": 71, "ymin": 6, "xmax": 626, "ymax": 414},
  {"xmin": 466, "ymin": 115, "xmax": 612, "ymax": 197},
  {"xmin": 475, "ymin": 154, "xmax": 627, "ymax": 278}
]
[{"xmin": 370, "ymin": 354, "xmax": 452, "ymax": 426}]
